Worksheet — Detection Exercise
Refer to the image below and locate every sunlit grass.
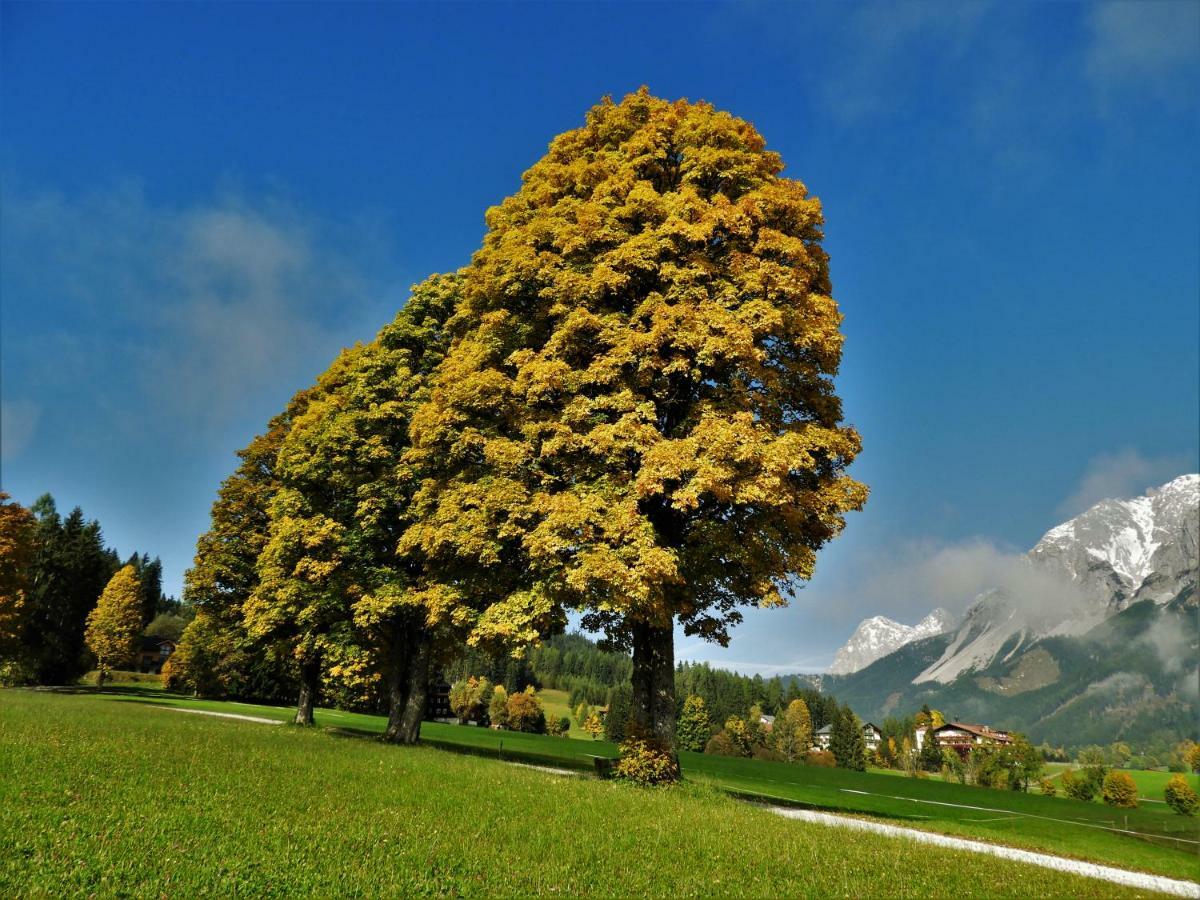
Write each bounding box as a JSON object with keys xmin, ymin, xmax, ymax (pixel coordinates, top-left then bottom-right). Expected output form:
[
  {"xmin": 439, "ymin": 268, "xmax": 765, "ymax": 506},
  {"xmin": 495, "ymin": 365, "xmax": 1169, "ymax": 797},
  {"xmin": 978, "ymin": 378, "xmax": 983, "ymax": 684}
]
[{"xmin": 0, "ymin": 689, "xmax": 1158, "ymax": 897}]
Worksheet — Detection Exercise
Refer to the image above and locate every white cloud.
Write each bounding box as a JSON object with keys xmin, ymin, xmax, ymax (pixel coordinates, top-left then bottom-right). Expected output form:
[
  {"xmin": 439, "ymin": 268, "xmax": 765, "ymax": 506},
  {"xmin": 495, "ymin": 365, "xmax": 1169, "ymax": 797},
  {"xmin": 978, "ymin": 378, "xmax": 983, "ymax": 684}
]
[
  {"xmin": 817, "ymin": 0, "xmax": 992, "ymax": 123},
  {"xmin": 2, "ymin": 183, "xmax": 401, "ymax": 437},
  {"xmin": 0, "ymin": 399, "xmax": 40, "ymax": 462},
  {"xmin": 1057, "ymin": 449, "xmax": 1188, "ymax": 518},
  {"xmin": 1087, "ymin": 0, "xmax": 1200, "ymax": 105}
]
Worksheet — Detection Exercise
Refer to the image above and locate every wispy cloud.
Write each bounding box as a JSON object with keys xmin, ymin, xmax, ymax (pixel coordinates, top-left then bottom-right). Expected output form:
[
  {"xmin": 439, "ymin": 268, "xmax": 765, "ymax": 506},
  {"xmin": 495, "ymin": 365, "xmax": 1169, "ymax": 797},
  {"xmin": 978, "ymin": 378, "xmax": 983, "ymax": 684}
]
[
  {"xmin": 1086, "ymin": 0, "xmax": 1200, "ymax": 107},
  {"xmin": 0, "ymin": 399, "xmax": 41, "ymax": 464},
  {"xmin": 2, "ymin": 182, "xmax": 401, "ymax": 439},
  {"xmin": 818, "ymin": 0, "xmax": 991, "ymax": 124},
  {"xmin": 1057, "ymin": 449, "xmax": 1189, "ymax": 518}
]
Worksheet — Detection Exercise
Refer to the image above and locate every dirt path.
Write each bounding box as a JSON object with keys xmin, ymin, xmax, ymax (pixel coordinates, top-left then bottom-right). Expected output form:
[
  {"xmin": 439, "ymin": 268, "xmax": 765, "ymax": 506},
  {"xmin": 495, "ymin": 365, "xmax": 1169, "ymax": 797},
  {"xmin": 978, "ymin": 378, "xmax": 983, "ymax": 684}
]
[
  {"xmin": 764, "ymin": 804, "xmax": 1200, "ymax": 898},
  {"xmin": 158, "ymin": 706, "xmax": 283, "ymax": 726}
]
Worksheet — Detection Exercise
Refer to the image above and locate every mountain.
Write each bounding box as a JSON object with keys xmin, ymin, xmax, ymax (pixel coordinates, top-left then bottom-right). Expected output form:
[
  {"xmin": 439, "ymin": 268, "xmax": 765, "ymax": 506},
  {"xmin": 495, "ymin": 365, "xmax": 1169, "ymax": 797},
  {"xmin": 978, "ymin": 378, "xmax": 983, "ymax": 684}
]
[
  {"xmin": 822, "ymin": 475, "xmax": 1199, "ymax": 747},
  {"xmin": 828, "ymin": 608, "xmax": 953, "ymax": 675},
  {"xmin": 917, "ymin": 474, "xmax": 1198, "ymax": 684}
]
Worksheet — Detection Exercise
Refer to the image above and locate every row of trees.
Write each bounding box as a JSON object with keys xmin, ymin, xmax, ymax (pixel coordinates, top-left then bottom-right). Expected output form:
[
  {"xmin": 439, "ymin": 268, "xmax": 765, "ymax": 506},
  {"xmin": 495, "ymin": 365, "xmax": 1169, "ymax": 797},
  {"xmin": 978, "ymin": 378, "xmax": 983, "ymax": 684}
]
[
  {"xmin": 170, "ymin": 89, "xmax": 866, "ymax": 774},
  {"xmin": 0, "ymin": 492, "xmax": 170, "ymax": 685}
]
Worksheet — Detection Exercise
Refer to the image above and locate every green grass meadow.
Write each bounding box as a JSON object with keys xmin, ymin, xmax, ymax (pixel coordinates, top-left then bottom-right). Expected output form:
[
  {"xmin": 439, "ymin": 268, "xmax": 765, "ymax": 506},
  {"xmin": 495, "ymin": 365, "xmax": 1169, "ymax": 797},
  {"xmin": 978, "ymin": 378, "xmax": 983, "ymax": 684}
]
[{"xmin": 2, "ymin": 687, "xmax": 1197, "ymax": 896}]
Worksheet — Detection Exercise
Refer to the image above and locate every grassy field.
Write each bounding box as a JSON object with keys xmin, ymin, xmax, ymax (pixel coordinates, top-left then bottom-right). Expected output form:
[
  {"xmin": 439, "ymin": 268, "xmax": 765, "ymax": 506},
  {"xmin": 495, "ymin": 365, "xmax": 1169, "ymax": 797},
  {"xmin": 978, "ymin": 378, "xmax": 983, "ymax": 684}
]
[
  {"xmin": 0, "ymin": 690, "xmax": 1153, "ymax": 898},
  {"xmin": 1044, "ymin": 762, "xmax": 1200, "ymax": 802},
  {"xmin": 538, "ymin": 688, "xmax": 590, "ymax": 740},
  {"xmin": 7, "ymin": 686, "xmax": 1198, "ymax": 887}
]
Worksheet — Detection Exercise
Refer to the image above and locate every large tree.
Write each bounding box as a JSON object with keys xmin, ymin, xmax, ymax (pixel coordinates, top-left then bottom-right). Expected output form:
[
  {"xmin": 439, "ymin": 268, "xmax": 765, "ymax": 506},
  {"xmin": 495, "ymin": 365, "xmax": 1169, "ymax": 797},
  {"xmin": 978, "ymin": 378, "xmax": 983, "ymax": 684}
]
[
  {"xmin": 407, "ymin": 89, "xmax": 865, "ymax": 772},
  {"xmin": 246, "ymin": 273, "xmax": 460, "ymax": 736},
  {"xmin": 173, "ymin": 389, "xmax": 317, "ymax": 702}
]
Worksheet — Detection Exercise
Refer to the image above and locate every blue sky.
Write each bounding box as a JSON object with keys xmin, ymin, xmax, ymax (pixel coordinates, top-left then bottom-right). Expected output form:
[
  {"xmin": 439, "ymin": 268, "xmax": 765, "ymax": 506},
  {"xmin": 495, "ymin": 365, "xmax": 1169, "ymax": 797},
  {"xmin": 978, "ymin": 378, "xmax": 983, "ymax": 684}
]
[{"xmin": 3, "ymin": 1, "xmax": 1197, "ymax": 673}]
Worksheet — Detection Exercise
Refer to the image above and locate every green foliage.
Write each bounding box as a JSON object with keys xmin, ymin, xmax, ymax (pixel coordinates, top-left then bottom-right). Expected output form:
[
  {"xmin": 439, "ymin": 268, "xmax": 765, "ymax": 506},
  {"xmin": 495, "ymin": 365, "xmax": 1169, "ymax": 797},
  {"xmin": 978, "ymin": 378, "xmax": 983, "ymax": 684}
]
[
  {"xmin": 919, "ymin": 726, "xmax": 944, "ymax": 772},
  {"xmin": 604, "ymin": 684, "xmax": 632, "ymax": 743},
  {"xmin": 488, "ymin": 685, "xmax": 509, "ymax": 730},
  {"xmin": 676, "ymin": 695, "xmax": 711, "ymax": 752},
  {"xmin": 176, "ymin": 391, "xmax": 315, "ymax": 704},
  {"xmin": 1061, "ymin": 769, "xmax": 1097, "ymax": 803},
  {"xmin": 1164, "ymin": 774, "xmax": 1199, "ymax": 816},
  {"xmin": 144, "ymin": 613, "xmax": 189, "ymax": 643},
  {"xmin": 942, "ymin": 748, "xmax": 966, "ymax": 784},
  {"xmin": 1037, "ymin": 777, "xmax": 1058, "ymax": 797},
  {"xmin": 21, "ymin": 496, "xmax": 127, "ymax": 685},
  {"xmin": 448, "ymin": 676, "xmax": 492, "ymax": 723},
  {"xmin": 1101, "ymin": 771, "xmax": 1139, "ymax": 809},
  {"xmin": 703, "ymin": 730, "xmax": 741, "ymax": 757},
  {"xmin": 831, "ymin": 708, "xmax": 866, "ymax": 771}
]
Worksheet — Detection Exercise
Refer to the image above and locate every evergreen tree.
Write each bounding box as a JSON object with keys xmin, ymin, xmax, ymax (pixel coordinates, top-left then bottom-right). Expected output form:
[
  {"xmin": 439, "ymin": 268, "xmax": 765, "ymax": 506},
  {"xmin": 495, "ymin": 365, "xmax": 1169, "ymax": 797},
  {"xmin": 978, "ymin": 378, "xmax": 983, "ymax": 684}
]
[
  {"xmin": 920, "ymin": 722, "xmax": 945, "ymax": 772},
  {"xmin": 605, "ymin": 683, "xmax": 633, "ymax": 743},
  {"xmin": 676, "ymin": 695, "xmax": 711, "ymax": 752},
  {"xmin": 405, "ymin": 90, "xmax": 866, "ymax": 778},
  {"xmin": 831, "ymin": 707, "xmax": 866, "ymax": 771},
  {"xmin": 25, "ymin": 497, "xmax": 118, "ymax": 684},
  {"xmin": 85, "ymin": 565, "xmax": 142, "ymax": 685}
]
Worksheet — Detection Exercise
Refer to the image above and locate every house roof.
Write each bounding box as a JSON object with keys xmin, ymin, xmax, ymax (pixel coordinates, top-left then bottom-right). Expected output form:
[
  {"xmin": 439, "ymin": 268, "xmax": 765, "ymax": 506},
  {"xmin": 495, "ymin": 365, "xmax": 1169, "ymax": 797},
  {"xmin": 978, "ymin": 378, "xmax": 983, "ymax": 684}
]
[
  {"xmin": 140, "ymin": 636, "xmax": 175, "ymax": 651},
  {"xmin": 815, "ymin": 724, "xmax": 833, "ymax": 735},
  {"xmin": 935, "ymin": 721, "xmax": 1012, "ymax": 742}
]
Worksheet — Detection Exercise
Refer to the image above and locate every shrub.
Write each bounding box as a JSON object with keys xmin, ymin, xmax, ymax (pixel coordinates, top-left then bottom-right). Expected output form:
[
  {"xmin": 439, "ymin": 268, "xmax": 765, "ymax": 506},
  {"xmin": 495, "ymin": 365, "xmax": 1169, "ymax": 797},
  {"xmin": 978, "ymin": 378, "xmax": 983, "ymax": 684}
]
[
  {"xmin": 723, "ymin": 716, "xmax": 753, "ymax": 756},
  {"xmin": 488, "ymin": 686, "xmax": 509, "ymax": 729},
  {"xmin": 614, "ymin": 736, "xmax": 679, "ymax": 786},
  {"xmin": 805, "ymin": 750, "xmax": 836, "ymax": 768},
  {"xmin": 704, "ymin": 730, "xmax": 741, "ymax": 757},
  {"xmin": 1101, "ymin": 771, "xmax": 1138, "ymax": 808},
  {"xmin": 752, "ymin": 746, "xmax": 785, "ymax": 762},
  {"xmin": 505, "ymin": 687, "xmax": 546, "ymax": 734},
  {"xmin": 1164, "ymin": 775, "xmax": 1199, "ymax": 816},
  {"xmin": 448, "ymin": 676, "xmax": 491, "ymax": 723},
  {"xmin": 1037, "ymin": 777, "xmax": 1057, "ymax": 797},
  {"xmin": 582, "ymin": 712, "xmax": 603, "ymax": 740},
  {"xmin": 1061, "ymin": 769, "xmax": 1096, "ymax": 802}
]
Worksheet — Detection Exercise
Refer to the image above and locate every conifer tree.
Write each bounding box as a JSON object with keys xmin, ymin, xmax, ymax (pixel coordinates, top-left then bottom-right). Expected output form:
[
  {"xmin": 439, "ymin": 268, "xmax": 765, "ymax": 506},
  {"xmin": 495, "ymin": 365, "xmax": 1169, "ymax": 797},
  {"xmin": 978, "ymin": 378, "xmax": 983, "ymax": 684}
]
[
  {"xmin": 85, "ymin": 565, "xmax": 142, "ymax": 685},
  {"xmin": 406, "ymin": 89, "xmax": 865, "ymax": 777},
  {"xmin": 831, "ymin": 707, "xmax": 866, "ymax": 771},
  {"xmin": 25, "ymin": 497, "xmax": 118, "ymax": 684},
  {"xmin": 676, "ymin": 694, "xmax": 711, "ymax": 752}
]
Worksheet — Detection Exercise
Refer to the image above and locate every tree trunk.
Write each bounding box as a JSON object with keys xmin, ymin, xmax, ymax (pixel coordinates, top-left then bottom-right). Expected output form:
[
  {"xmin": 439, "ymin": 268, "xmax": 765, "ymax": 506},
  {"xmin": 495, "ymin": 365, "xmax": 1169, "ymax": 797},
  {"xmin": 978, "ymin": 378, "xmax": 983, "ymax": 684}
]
[
  {"xmin": 294, "ymin": 658, "xmax": 319, "ymax": 725},
  {"xmin": 95, "ymin": 667, "xmax": 108, "ymax": 688},
  {"xmin": 398, "ymin": 636, "xmax": 430, "ymax": 744},
  {"xmin": 382, "ymin": 629, "xmax": 430, "ymax": 745},
  {"xmin": 629, "ymin": 618, "xmax": 680, "ymax": 778}
]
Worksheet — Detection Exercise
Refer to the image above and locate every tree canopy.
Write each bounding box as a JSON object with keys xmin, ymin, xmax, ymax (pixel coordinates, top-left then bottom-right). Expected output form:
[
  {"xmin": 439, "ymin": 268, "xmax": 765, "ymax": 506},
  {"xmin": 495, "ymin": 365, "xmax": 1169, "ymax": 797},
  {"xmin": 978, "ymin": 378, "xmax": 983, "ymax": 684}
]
[{"xmin": 405, "ymin": 89, "xmax": 865, "ymax": 766}]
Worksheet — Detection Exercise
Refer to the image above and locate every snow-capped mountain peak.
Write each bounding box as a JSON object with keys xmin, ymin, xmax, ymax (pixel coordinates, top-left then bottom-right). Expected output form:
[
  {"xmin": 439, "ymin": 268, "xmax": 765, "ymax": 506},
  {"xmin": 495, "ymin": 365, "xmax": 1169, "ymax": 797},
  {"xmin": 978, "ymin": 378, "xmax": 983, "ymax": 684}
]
[
  {"xmin": 914, "ymin": 474, "xmax": 1198, "ymax": 684},
  {"xmin": 828, "ymin": 608, "xmax": 953, "ymax": 675}
]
